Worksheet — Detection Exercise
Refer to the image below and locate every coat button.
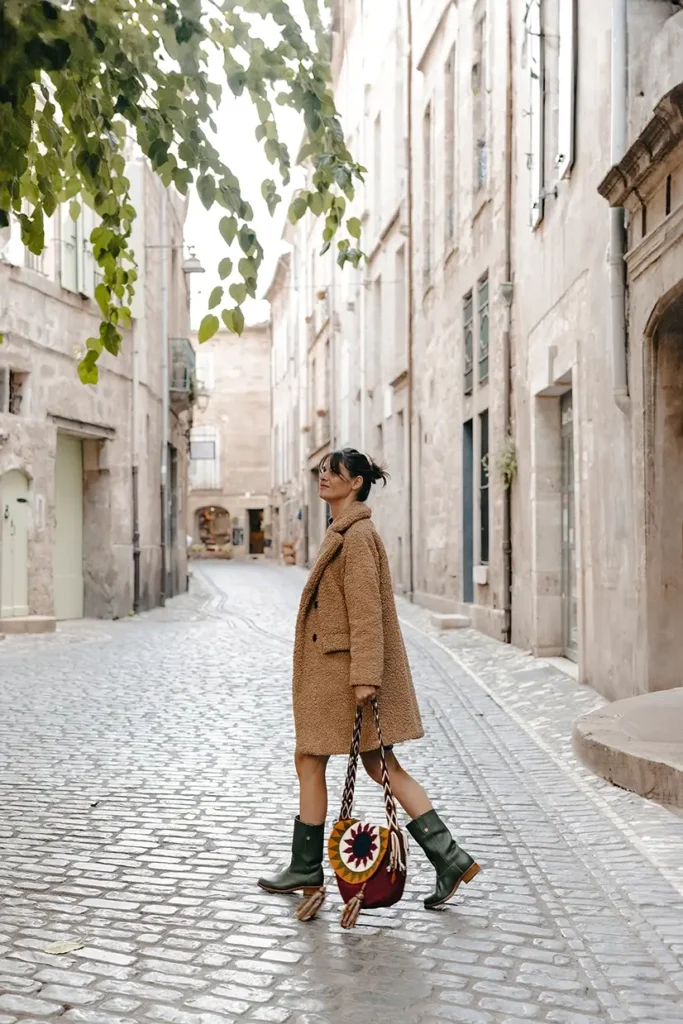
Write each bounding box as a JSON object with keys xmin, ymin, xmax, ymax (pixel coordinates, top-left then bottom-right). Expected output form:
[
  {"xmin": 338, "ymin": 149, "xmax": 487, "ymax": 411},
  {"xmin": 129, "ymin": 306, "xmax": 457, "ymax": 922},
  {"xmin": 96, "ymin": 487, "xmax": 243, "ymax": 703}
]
[{"xmin": 312, "ymin": 633, "xmax": 317, "ymax": 642}]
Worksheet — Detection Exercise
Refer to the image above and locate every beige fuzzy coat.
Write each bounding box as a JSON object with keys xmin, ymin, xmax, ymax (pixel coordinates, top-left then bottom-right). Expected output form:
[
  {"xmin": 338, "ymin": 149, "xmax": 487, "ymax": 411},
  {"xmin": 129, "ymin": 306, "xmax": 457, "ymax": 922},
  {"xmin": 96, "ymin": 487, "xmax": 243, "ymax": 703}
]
[{"xmin": 292, "ymin": 502, "xmax": 424, "ymax": 756}]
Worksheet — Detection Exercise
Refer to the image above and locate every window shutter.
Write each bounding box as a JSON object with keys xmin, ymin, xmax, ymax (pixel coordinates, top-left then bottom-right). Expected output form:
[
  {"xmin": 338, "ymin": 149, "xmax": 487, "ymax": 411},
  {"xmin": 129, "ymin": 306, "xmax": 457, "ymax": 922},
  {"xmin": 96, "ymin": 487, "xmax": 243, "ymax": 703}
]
[
  {"xmin": 78, "ymin": 207, "xmax": 96, "ymax": 298},
  {"xmin": 526, "ymin": 0, "xmax": 545, "ymax": 228},
  {"xmin": 556, "ymin": 0, "xmax": 576, "ymax": 179},
  {"xmin": 61, "ymin": 211, "xmax": 79, "ymax": 292}
]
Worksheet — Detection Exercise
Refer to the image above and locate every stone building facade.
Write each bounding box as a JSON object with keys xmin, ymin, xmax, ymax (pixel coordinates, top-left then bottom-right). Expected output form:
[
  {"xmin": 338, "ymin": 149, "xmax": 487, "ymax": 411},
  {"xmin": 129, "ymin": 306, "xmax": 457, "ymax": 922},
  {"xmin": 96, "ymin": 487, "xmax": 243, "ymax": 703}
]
[
  {"xmin": 0, "ymin": 158, "xmax": 193, "ymax": 629},
  {"xmin": 268, "ymin": 0, "xmax": 683, "ymax": 702},
  {"xmin": 187, "ymin": 325, "xmax": 271, "ymax": 560}
]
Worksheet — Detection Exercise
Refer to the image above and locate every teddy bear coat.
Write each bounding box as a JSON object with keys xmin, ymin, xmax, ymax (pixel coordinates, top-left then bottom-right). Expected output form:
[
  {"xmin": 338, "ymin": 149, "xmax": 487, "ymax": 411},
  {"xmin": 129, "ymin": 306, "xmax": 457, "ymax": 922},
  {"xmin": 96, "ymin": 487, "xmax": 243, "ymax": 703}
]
[{"xmin": 292, "ymin": 501, "xmax": 424, "ymax": 756}]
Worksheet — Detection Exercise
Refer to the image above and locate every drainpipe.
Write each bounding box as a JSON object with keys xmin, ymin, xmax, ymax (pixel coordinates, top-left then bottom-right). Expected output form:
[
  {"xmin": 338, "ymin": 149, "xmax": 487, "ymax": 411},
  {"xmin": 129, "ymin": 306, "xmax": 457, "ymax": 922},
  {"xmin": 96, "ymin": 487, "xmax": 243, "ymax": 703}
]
[
  {"xmin": 132, "ymin": 274, "xmax": 141, "ymax": 613},
  {"xmin": 159, "ymin": 186, "xmax": 169, "ymax": 606},
  {"xmin": 406, "ymin": 0, "xmax": 415, "ymax": 602},
  {"xmin": 611, "ymin": 0, "xmax": 630, "ymax": 411},
  {"xmin": 501, "ymin": 0, "xmax": 514, "ymax": 645}
]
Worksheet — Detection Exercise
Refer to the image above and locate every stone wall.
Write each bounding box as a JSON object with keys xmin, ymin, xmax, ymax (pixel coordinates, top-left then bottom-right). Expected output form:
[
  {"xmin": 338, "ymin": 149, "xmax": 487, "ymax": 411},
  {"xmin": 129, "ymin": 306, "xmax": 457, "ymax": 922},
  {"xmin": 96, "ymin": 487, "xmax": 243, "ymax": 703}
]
[
  {"xmin": 0, "ymin": 160, "xmax": 192, "ymax": 623},
  {"xmin": 187, "ymin": 325, "xmax": 271, "ymax": 559}
]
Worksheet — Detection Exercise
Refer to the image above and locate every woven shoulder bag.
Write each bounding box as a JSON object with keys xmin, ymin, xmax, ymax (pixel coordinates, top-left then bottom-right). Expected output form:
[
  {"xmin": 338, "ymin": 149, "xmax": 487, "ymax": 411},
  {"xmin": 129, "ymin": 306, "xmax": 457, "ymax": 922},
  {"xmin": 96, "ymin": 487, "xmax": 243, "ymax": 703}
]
[{"xmin": 327, "ymin": 698, "xmax": 407, "ymax": 929}]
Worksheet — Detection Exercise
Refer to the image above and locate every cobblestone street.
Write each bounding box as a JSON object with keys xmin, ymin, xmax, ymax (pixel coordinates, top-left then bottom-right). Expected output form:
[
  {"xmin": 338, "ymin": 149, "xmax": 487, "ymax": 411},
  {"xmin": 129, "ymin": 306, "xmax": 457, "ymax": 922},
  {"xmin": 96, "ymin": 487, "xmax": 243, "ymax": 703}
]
[{"xmin": 2, "ymin": 561, "xmax": 683, "ymax": 1024}]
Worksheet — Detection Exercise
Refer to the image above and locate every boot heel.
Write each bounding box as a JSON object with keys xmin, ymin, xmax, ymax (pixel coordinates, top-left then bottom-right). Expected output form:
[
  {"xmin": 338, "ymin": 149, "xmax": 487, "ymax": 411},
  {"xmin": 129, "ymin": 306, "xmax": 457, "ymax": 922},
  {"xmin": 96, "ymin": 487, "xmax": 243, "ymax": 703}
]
[
  {"xmin": 296, "ymin": 885, "xmax": 326, "ymax": 922},
  {"xmin": 462, "ymin": 863, "xmax": 480, "ymax": 885}
]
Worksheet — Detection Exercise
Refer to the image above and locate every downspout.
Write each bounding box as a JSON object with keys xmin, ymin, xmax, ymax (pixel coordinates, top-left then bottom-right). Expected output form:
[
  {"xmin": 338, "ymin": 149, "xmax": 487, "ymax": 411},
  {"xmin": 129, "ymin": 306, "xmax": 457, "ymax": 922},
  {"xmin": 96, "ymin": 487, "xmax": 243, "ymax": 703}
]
[
  {"xmin": 131, "ymin": 321, "xmax": 141, "ymax": 612},
  {"xmin": 611, "ymin": 0, "xmax": 630, "ymax": 411},
  {"xmin": 406, "ymin": 0, "xmax": 415, "ymax": 602},
  {"xmin": 502, "ymin": 0, "xmax": 514, "ymax": 644},
  {"xmin": 159, "ymin": 186, "xmax": 169, "ymax": 606}
]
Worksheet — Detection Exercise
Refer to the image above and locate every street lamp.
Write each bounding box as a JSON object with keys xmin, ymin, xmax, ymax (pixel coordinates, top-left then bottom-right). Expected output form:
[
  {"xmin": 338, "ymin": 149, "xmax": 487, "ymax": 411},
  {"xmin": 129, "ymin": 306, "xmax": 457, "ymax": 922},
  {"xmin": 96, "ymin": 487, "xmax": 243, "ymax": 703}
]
[{"xmin": 181, "ymin": 251, "xmax": 205, "ymax": 276}]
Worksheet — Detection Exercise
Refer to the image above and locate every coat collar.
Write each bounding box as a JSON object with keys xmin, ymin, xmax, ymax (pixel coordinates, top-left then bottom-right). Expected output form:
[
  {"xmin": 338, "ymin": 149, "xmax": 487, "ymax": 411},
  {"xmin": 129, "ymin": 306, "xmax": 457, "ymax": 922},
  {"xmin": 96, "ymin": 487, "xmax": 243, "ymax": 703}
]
[
  {"xmin": 329, "ymin": 502, "xmax": 372, "ymax": 535},
  {"xmin": 297, "ymin": 503, "xmax": 372, "ymax": 625}
]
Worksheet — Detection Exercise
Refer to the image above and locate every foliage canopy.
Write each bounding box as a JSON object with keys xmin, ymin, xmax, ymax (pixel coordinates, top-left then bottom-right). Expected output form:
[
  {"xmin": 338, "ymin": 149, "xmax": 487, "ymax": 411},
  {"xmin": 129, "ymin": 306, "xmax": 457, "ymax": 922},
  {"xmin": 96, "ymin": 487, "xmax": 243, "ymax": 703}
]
[{"xmin": 0, "ymin": 0, "xmax": 364, "ymax": 381}]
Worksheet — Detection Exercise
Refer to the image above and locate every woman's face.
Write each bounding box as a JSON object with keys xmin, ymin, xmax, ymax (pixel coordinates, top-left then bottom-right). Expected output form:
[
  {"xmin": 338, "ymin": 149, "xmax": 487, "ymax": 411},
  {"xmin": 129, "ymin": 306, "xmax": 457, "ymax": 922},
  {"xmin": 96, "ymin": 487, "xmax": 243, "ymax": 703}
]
[{"xmin": 319, "ymin": 458, "xmax": 361, "ymax": 504}]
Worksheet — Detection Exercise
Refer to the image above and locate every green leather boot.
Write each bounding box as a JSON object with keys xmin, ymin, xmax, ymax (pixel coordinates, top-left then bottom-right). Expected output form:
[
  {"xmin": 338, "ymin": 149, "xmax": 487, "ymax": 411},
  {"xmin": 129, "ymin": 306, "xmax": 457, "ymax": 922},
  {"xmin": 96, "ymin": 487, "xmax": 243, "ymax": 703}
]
[
  {"xmin": 258, "ymin": 817, "xmax": 326, "ymax": 920},
  {"xmin": 407, "ymin": 809, "xmax": 480, "ymax": 910}
]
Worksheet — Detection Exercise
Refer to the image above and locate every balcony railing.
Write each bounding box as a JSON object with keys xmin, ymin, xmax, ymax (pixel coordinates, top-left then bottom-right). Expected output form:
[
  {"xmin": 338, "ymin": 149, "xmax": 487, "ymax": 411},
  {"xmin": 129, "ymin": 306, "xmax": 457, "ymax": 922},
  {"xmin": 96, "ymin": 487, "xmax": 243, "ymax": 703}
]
[{"xmin": 170, "ymin": 337, "xmax": 196, "ymax": 412}]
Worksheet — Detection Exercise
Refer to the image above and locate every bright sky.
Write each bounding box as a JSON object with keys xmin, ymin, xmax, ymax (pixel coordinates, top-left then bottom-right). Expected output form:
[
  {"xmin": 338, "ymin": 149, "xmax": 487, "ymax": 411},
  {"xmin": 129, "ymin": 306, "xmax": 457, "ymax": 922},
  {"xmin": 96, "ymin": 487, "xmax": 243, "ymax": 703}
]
[{"xmin": 184, "ymin": 5, "xmax": 313, "ymax": 329}]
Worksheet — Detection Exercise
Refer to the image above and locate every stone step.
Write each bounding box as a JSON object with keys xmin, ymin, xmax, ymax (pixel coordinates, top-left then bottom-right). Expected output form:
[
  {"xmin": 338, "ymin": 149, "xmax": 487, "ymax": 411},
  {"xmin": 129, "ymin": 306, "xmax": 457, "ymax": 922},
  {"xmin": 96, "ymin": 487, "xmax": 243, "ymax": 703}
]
[
  {"xmin": 0, "ymin": 616, "xmax": 56, "ymax": 635},
  {"xmin": 430, "ymin": 613, "xmax": 470, "ymax": 631}
]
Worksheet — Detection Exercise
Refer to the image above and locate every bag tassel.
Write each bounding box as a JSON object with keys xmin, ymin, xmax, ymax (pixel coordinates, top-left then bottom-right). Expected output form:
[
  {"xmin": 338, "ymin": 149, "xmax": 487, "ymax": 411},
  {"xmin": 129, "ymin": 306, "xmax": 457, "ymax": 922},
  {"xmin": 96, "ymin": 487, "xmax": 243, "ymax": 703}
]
[
  {"xmin": 340, "ymin": 884, "xmax": 366, "ymax": 930},
  {"xmin": 296, "ymin": 885, "xmax": 326, "ymax": 922},
  {"xmin": 388, "ymin": 829, "xmax": 406, "ymax": 877}
]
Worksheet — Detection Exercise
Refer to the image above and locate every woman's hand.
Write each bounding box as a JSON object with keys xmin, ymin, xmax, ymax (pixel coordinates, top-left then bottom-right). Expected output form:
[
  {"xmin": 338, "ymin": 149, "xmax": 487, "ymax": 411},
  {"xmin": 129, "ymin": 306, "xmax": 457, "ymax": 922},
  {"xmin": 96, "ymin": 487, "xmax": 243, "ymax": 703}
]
[{"xmin": 354, "ymin": 685, "xmax": 377, "ymax": 707}]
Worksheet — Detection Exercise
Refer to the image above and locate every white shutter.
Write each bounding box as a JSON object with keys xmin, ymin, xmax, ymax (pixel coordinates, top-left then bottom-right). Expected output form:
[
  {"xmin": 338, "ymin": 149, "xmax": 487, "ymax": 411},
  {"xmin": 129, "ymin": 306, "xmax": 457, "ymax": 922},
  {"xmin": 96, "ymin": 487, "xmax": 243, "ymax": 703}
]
[
  {"xmin": 556, "ymin": 0, "xmax": 576, "ymax": 179},
  {"xmin": 527, "ymin": 0, "xmax": 545, "ymax": 228},
  {"xmin": 77, "ymin": 207, "xmax": 96, "ymax": 298},
  {"xmin": 61, "ymin": 210, "xmax": 79, "ymax": 292},
  {"xmin": 1, "ymin": 217, "xmax": 26, "ymax": 267}
]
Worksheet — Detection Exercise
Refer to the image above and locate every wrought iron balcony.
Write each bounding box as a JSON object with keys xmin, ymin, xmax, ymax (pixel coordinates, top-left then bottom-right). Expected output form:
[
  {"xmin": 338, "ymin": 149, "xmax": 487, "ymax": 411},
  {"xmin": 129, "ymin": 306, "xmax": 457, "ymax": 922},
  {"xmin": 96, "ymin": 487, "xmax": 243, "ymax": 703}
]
[{"xmin": 169, "ymin": 337, "xmax": 196, "ymax": 412}]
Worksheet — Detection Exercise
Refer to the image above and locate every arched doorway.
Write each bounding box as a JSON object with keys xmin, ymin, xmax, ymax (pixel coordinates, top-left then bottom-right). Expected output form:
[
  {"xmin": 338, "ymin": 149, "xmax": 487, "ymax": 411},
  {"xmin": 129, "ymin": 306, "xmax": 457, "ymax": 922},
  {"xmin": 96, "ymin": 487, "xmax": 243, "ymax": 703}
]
[
  {"xmin": 645, "ymin": 286, "xmax": 683, "ymax": 689},
  {"xmin": 0, "ymin": 470, "xmax": 29, "ymax": 618},
  {"xmin": 195, "ymin": 505, "xmax": 230, "ymax": 553}
]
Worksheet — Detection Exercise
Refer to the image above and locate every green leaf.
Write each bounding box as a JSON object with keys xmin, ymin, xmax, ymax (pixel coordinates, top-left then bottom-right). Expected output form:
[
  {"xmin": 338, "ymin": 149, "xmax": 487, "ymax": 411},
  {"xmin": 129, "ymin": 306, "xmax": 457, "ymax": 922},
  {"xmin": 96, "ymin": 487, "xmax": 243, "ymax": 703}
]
[
  {"xmin": 197, "ymin": 174, "xmax": 216, "ymax": 210},
  {"xmin": 208, "ymin": 286, "xmax": 223, "ymax": 310},
  {"xmin": 347, "ymin": 217, "xmax": 361, "ymax": 239},
  {"xmin": 198, "ymin": 313, "xmax": 220, "ymax": 343},
  {"xmin": 94, "ymin": 283, "xmax": 110, "ymax": 318},
  {"xmin": 308, "ymin": 191, "xmax": 324, "ymax": 216},
  {"xmin": 288, "ymin": 196, "xmax": 307, "ymax": 224},
  {"xmin": 219, "ymin": 216, "xmax": 237, "ymax": 245},
  {"xmin": 218, "ymin": 257, "xmax": 233, "ymax": 280},
  {"xmin": 229, "ymin": 282, "xmax": 247, "ymax": 304},
  {"xmin": 69, "ymin": 200, "xmax": 81, "ymax": 222},
  {"xmin": 222, "ymin": 306, "xmax": 245, "ymax": 335}
]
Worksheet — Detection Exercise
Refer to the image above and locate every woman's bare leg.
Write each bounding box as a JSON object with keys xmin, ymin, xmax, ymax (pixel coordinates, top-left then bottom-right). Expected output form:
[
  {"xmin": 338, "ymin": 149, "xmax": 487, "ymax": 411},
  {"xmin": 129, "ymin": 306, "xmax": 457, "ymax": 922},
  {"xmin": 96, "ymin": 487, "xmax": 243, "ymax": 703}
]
[
  {"xmin": 295, "ymin": 752, "xmax": 330, "ymax": 826},
  {"xmin": 360, "ymin": 749, "xmax": 432, "ymax": 820}
]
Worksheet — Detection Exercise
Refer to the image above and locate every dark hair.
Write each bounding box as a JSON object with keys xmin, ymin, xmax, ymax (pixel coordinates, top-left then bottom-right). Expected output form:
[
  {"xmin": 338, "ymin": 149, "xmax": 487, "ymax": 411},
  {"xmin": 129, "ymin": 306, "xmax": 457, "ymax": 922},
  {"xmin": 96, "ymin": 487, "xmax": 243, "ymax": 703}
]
[{"xmin": 320, "ymin": 448, "xmax": 389, "ymax": 503}]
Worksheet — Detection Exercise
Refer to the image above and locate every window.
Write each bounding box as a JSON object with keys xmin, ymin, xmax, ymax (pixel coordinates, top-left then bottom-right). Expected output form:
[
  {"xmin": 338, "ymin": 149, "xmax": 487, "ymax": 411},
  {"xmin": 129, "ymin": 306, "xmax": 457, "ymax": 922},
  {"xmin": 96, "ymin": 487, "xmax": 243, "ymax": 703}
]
[
  {"xmin": 444, "ymin": 44, "xmax": 456, "ymax": 242},
  {"xmin": 373, "ymin": 275, "xmax": 382, "ymax": 387},
  {"xmin": 190, "ymin": 426, "xmax": 220, "ymax": 490},
  {"xmin": 396, "ymin": 410, "xmax": 405, "ymax": 483},
  {"xmin": 273, "ymin": 423, "xmax": 280, "ymax": 487},
  {"xmin": 395, "ymin": 18, "xmax": 406, "ymax": 197},
  {"xmin": 478, "ymin": 274, "xmax": 489, "ymax": 382},
  {"xmin": 374, "ymin": 113, "xmax": 382, "ymax": 233},
  {"xmin": 556, "ymin": 0, "xmax": 576, "ymax": 179},
  {"xmin": 0, "ymin": 369, "xmax": 27, "ymax": 415},
  {"xmin": 375, "ymin": 422, "xmax": 384, "ymax": 462},
  {"xmin": 395, "ymin": 246, "xmax": 406, "ymax": 371},
  {"xmin": 61, "ymin": 205, "xmax": 98, "ymax": 297},
  {"xmin": 525, "ymin": 0, "xmax": 544, "ymax": 226},
  {"xmin": 464, "ymin": 292, "xmax": 474, "ymax": 394},
  {"xmin": 422, "ymin": 103, "xmax": 432, "ymax": 283},
  {"xmin": 195, "ymin": 348, "xmax": 215, "ymax": 392},
  {"xmin": 479, "ymin": 410, "xmax": 489, "ymax": 565},
  {"xmin": 472, "ymin": 11, "xmax": 488, "ymax": 192}
]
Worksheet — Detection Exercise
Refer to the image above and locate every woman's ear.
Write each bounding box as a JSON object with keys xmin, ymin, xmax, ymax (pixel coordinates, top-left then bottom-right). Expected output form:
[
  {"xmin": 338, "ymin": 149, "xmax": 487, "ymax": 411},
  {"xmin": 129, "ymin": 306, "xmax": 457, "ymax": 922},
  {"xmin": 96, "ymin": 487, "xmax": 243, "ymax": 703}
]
[{"xmin": 351, "ymin": 475, "xmax": 363, "ymax": 495}]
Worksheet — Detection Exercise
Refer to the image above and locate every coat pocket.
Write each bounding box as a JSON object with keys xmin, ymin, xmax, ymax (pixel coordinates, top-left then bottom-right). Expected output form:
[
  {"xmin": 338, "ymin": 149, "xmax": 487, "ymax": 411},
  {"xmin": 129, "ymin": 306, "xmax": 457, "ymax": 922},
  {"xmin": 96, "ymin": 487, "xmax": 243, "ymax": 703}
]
[{"xmin": 320, "ymin": 630, "xmax": 351, "ymax": 654}]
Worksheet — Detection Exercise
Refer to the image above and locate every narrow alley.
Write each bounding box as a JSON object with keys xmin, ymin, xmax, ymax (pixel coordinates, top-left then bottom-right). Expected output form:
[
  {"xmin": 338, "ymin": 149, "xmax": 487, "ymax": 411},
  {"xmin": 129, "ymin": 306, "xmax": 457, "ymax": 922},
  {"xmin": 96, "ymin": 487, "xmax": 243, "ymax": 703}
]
[{"xmin": 1, "ymin": 562, "xmax": 682, "ymax": 1024}]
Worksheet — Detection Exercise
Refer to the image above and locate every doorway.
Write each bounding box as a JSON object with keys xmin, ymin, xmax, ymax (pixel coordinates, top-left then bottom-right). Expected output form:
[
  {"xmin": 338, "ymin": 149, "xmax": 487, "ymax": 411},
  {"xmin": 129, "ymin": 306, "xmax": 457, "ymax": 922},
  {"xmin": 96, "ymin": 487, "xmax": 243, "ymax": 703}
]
[
  {"xmin": 0, "ymin": 470, "xmax": 29, "ymax": 618},
  {"xmin": 560, "ymin": 392, "xmax": 578, "ymax": 660},
  {"xmin": 54, "ymin": 434, "xmax": 84, "ymax": 619},
  {"xmin": 462, "ymin": 419, "xmax": 474, "ymax": 603},
  {"xmin": 248, "ymin": 509, "xmax": 265, "ymax": 555}
]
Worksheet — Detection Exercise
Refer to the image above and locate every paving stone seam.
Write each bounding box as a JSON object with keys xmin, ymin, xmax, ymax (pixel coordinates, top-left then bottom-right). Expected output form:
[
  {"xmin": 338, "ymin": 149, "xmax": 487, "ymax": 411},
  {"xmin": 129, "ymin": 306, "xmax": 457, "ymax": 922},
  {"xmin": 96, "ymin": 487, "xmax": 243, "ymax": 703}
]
[
  {"xmin": 402, "ymin": 616, "xmax": 683, "ymax": 903},
  {"xmin": 408, "ymin": 627, "xmax": 683, "ymax": 1010}
]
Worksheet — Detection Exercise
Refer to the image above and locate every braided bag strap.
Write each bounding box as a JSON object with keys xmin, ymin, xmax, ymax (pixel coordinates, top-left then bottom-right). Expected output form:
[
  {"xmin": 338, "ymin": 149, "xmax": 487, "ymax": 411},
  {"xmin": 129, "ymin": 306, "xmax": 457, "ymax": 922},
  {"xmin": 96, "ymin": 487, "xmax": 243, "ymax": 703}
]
[
  {"xmin": 339, "ymin": 706, "xmax": 363, "ymax": 820},
  {"xmin": 369, "ymin": 699, "xmax": 401, "ymax": 838},
  {"xmin": 337, "ymin": 700, "xmax": 406, "ymax": 876}
]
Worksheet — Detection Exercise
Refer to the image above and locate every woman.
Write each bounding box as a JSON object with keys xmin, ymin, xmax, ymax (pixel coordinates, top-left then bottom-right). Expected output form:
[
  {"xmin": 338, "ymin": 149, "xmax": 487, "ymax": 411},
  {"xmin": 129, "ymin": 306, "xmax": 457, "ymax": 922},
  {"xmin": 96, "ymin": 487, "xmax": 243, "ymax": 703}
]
[{"xmin": 258, "ymin": 448, "xmax": 479, "ymax": 914}]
